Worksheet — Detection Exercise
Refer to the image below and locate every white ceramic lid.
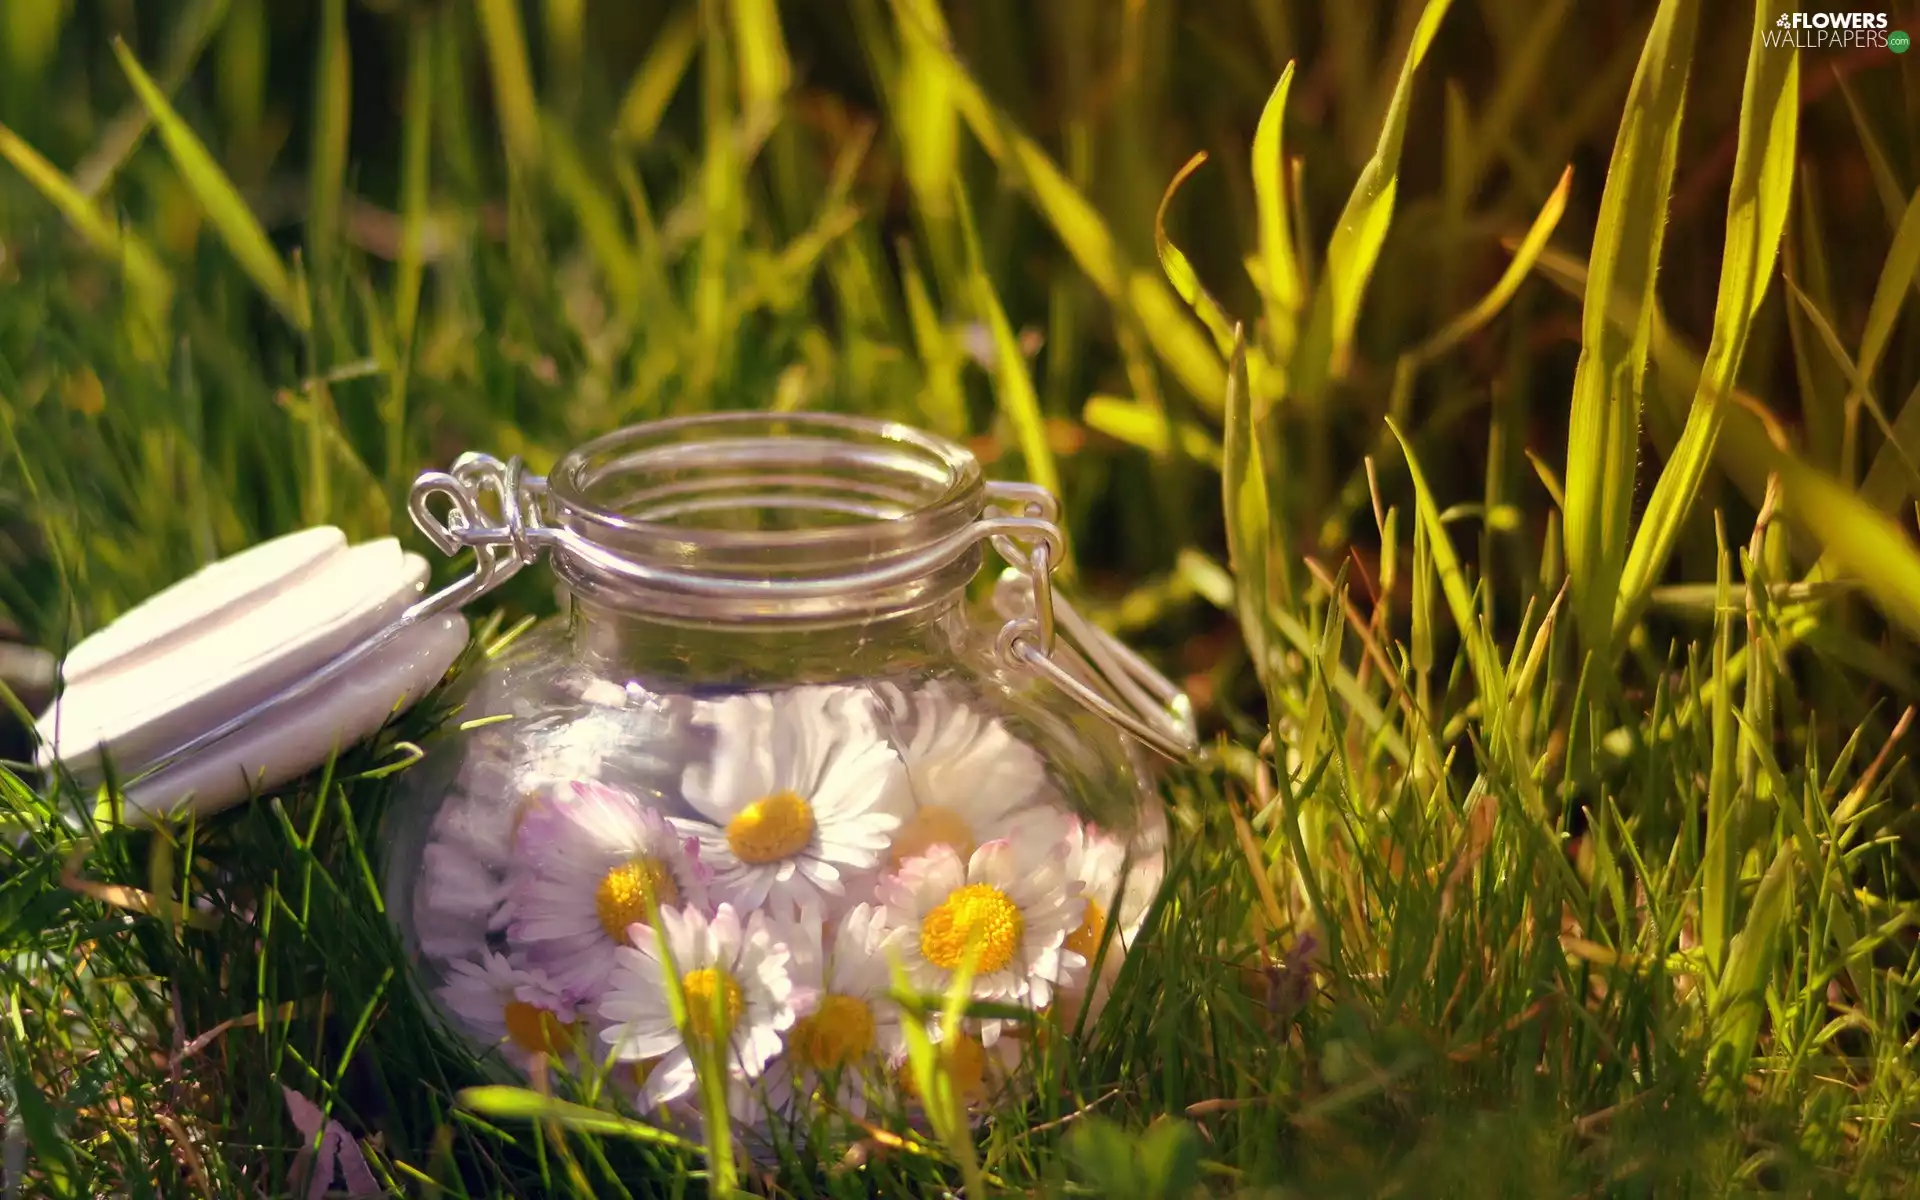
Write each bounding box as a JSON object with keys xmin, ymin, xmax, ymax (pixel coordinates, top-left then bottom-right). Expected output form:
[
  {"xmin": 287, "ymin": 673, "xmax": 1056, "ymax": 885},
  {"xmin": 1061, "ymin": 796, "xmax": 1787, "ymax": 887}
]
[
  {"xmin": 57, "ymin": 527, "xmax": 348, "ymax": 686},
  {"xmin": 33, "ymin": 527, "xmax": 469, "ymax": 819},
  {"xmin": 119, "ymin": 613, "xmax": 470, "ymax": 824}
]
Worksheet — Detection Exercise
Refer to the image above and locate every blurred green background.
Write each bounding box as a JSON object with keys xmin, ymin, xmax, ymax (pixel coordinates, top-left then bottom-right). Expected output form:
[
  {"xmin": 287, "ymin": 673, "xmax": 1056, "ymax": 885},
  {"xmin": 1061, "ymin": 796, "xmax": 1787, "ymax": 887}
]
[{"xmin": 5, "ymin": 0, "xmax": 1882, "ymax": 661}]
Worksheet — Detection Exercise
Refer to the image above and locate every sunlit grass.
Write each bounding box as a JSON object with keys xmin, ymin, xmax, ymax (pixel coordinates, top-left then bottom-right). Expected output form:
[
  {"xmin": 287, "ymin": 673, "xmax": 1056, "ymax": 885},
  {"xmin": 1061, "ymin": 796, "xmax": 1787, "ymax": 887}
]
[{"xmin": 5, "ymin": 0, "xmax": 1920, "ymax": 1195}]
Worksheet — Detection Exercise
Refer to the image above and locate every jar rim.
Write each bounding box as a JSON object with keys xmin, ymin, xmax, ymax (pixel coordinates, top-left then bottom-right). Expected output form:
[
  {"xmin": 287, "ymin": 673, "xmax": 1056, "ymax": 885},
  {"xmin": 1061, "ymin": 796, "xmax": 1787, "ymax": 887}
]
[
  {"xmin": 547, "ymin": 412, "xmax": 984, "ymax": 553},
  {"xmin": 542, "ymin": 412, "xmax": 992, "ymax": 625}
]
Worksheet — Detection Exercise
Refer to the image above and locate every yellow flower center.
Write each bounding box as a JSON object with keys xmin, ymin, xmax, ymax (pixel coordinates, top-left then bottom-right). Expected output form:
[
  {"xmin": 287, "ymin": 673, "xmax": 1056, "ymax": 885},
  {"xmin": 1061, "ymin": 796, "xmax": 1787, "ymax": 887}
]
[
  {"xmin": 920, "ymin": 884, "xmax": 1024, "ymax": 974},
  {"xmin": 786, "ymin": 993, "xmax": 877, "ymax": 1073},
  {"xmin": 681, "ymin": 967, "xmax": 746, "ymax": 1045},
  {"xmin": 1064, "ymin": 898, "xmax": 1109, "ymax": 960},
  {"xmin": 888, "ymin": 804, "xmax": 976, "ymax": 868},
  {"xmin": 594, "ymin": 857, "xmax": 681, "ymax": 942},
  {"xmin": 899, "ymin": 1033, "xmax": 990, "ymax": 1105},
  {"xmin": 725, "ymin": 790, "xmax": 816, "ymax": 864},
  {"xmin": 502, "ymin": 1001, "xmax": 574, "ymax": 1057}
]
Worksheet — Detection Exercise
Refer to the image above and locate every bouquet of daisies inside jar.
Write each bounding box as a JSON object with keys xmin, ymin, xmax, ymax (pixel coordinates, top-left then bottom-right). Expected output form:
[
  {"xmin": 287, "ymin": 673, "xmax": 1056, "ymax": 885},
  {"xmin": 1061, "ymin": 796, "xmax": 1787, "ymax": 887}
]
[{"xmin": 384, "ymin": 414, "xmax": 1190, "ymax": 1148}]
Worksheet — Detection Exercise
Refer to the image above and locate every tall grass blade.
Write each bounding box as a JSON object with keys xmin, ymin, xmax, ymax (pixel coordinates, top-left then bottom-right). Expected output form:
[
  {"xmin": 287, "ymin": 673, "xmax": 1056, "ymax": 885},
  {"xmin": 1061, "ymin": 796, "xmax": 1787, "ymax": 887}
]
[
  {"xmin": 1156, "ymin": 152, "xmax": 1237, "ymax": 358},
  {"xmin": 111, "ymin": 36, "xmax": 306, "ymax": 327},
  {"xmin": 1222, "ymin": 328, "xmax": 1284, "ymax": 694},
  {"xmin": 616, "ymin": 8, "xmax": 699, "ymax": 145},
  {"xmin": 1614, "ymin": 0, "xmax": 1795, "ymax": 637},
  {"xmin": 308, "ymin": 0, "xmax": 350, "ymax": 289},
  {"xmin": 1290, "ymin": 0, "xmax": 1454, "ymax": 409},
  {"xmin": 1708, "ymin": 840, "xmax": 1795, "ymax": 1101},
  {"xmin": 728, "ymin": 0, "xmax": 790, "ymax": 116},
  {"xmin": 1776, "ymin": 456, "xmax": 1920, "ymax": 640},
  {"xmin": 1560, "ymin": 0, "xmax": 1700, "ymax": 656},
  {"xmin": 1251, "ymin": 63, "xmax": 1302, "ymax": 357},
  {"xmin": 893, "ymin": 0, "xmax": 1226, "ymax": 408},
  {"xmin": 1825, "ymin": 188, "xmax": 1920, "ymax": 509},
  {"xmin": 958, "ymin": 190, "xmax": 1062, "ymax": 514},
  {"xmin": 393, "ymin": 20, "xmax": 432, "ymax": 355},
  {"xmin": 1701, "ymin": 515, "xmax": 1737, "ymax": 973},
  {"xmin": 476, "ymin": 0, "xmax": 542, "ymax": 171},
  {"xmin": 0, "ymin": 121, "xmax": 172, "ymax": 310},
  {"xmin": 73, "ymin": 0, "xmax": 230, "ymax": 200},
  {"xmin": 1386, "ymin": 418, "xmax": 1507, "ymax": 706},
  {"xmin": 1411, "ymin": 165, "xmax": 1571, "ymax": 364},
  {"xmin": 892, "ymin": 0, "xmax": 960, "ymax": 286}
]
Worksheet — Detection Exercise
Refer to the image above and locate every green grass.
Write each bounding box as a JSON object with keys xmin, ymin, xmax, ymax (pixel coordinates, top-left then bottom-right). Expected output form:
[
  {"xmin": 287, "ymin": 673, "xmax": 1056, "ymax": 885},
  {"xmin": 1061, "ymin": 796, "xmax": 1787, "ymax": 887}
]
[{"xmin": 5, "ymin": 0, "xmax": 1920, "ymax": 1195}]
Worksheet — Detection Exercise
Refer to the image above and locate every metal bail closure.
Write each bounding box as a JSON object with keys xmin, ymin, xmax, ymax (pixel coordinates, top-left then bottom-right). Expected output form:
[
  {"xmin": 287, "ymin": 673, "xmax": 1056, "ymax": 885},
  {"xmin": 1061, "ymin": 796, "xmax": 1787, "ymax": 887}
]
[
  {"xmin": 984, "ymin": 483, "xmax": 1199, "ymax": 763},
  {"xmin": 401, "ymin": 453, "xmax": 1199, "ymax": 763},
  {"xmin": 34, "ymin": 525, "xmax": 475, "ymax": 825}
]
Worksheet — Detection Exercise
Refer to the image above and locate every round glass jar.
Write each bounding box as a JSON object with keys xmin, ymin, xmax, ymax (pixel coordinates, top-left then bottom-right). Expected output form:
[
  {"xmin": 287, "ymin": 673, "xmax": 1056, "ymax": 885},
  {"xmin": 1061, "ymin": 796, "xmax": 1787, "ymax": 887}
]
[{"xmin": 381, "ymin": 413, "xmax": 1192, "ymax": 1144}]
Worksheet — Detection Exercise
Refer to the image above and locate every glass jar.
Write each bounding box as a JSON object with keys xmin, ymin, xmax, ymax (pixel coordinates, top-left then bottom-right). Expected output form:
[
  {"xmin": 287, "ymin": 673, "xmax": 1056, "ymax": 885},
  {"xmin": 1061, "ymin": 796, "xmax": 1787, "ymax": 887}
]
[{"xmin": 382, "ymin": 413, "xmax": 1194, "ymax": 1145}]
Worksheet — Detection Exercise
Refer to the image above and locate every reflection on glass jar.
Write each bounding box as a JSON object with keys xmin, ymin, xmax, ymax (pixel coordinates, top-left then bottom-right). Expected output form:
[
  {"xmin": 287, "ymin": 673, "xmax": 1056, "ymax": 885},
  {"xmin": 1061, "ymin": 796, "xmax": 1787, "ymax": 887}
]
[{"xmin": 382, "ymin": 413, "xmax": 1188, "ymax": 1145}]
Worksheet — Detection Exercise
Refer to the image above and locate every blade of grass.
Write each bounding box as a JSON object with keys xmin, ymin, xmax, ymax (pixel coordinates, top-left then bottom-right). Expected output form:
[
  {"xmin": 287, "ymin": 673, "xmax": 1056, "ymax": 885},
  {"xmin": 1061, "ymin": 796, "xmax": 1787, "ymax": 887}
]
[
  {"xmin": 0, "ymin": 121, "xmax": 172, "ymax": 311},
  {"xmin": 1700, "ymin": 514, "xmax": 1737, "ymax": 974},
  {"xmin": 1823, "ymin": 186, "xmax": 1920, "ymax": 516},
  {"xmin": 1776, "ymin": 455, "xmax": 1920, "ymax": 641},
  {"xmin": 72, "ymin": 0, "xmax": 230, "ymax": 200},
  {"xmin": 383, "ymin": 16, "xmax": 432, "ymax": 493},
  {"xmin": 111, "ymin": 36, "xmax": 306, "ymax": 328},
  {"xmin": 1783, "ymin": 281, "xmax": 1920, "ymax": 497},
  {"xmin": 1386, "ymin": 418, "xmax": 1507, "ymax": 707},
  {"xmin": 1614, "ymin": 0, "xmax": 1795, "ymax": 639},
  {"xmin": 1223, "ymin": 328, "xmax": 1285, "ymax": 698},
  {"xmin": 1561, "ymin": 0, "xmax": 1700, "ymax": 660},
  {"xmin": 475, "ymin": 0, "xmax": 541, "ymax": 172},
  {"xmin": 1411, "ymin": 165, "xmax": 1571, "ymax": 365},
  {"xmin": 1156, "ymin": 151, "xmax": 1238, "ymax": 359},
  {"xmin": 729, "ymin": 0, "xmax": 790, "ymax": 115},
  {"xmin": 957, "ymin": 188, "xmax": 1062, "ymax": 518},
  {"xmin": 307, "ymin": 0, "xmax": 350, "ymax": 292},
  {"xmin": 616, "ymin": 8, "xmax": 699, "ymax": 145},
  {"xmin": 1290, "ymin": 0, "xmax": 1455, "ymax": 410},
  {"xmin": 1251, "ymin": 63, "xmax": 1302, "ymax": 357},
  {"xmin": 458, "ymin": 1088, "xmax": 701, "ymax": 1150},
  {"xmin": 892, "ymin": 0, "xmax": 1226, "ymax": 409}
]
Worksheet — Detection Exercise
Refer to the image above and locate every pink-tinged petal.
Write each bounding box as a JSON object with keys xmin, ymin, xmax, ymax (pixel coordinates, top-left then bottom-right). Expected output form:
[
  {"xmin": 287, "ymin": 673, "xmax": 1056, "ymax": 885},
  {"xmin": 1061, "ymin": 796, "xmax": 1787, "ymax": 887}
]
[{"xmin": 967, "ymin": 838, "xmax": 1018, "ymax": 885}]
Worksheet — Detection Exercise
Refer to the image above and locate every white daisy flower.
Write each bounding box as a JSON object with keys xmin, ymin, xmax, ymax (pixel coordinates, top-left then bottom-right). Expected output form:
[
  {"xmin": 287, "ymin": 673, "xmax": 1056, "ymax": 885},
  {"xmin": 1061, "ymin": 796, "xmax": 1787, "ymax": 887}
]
[
  {"xmin": 875, "ymin": 681, "xmax": 1065, "ymax": 870},
  {"xmin": 597, "ymin": 903, "xmax": 799, "ymax": 1109},
  {"xmin": 436, "ymin": 952, "xmax": 583, "ymax": 1072},
  {"xmin": 755, "ymin": 903, "xmax": 910, "ymax": 1122},
  {"xmin": 507, "ymin": 782, "xmax": 712, "ymax": 997},
  {"xmin": 412, "ymin": 789, "xmax": 522, "ymax": 961},
  {"xmin": 893, "ymin": 1021, "xmax": 1026, "ymax": 1113},
  {"xmin": 675, "ymin": 687, "xmax": 907, "ymax": 919},
  {"xmin": 878, "ymin": 838, "xmax": 1087, "ymax": 1018},
  {"xmin": 1053, "ymin": 812, "xmax": 1168, "ymax": 1027}
]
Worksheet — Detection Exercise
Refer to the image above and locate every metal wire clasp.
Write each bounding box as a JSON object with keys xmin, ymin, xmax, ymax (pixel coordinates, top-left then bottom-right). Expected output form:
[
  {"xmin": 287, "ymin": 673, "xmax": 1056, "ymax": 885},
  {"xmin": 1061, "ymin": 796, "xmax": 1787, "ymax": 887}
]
[
  {"xmin": 984, "ymin": 482, "xmax": 1198, "ymax": 762},
  {"xmin": 399, "ymin": 458, "xmax": 1197, "ymax": 763}
]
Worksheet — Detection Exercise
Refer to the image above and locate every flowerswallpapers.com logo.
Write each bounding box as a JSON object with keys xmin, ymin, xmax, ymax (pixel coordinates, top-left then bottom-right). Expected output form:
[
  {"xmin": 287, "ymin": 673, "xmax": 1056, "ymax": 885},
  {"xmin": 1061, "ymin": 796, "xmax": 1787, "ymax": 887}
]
[{"xmin": 1763, "ymin": 10, "xmax": 1899, "ymax": 49}]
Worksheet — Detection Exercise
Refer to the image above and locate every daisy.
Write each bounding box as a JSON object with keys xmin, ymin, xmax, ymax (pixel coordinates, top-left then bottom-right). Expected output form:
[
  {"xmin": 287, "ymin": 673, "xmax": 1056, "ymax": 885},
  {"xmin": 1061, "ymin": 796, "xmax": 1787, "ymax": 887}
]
[
  {"xmin": 1052, "ymin": 812, "xmax": 1168, "ymax": 1027},
  {"xmin": 755, "ymin": 903, "xmax": 910, "ymax": 1123},
  {"xmin": 878, "ymin": 838, "xmax": 1087, "ymax": 1018},
  {"xmin": 873, "ymin": 681, "xmax": 1065, "ymax": 870},
  {"xmin": 436, "ymin": 952, "xmax": 583, "ymax": 1073},
  {"xmin": 598, "ymin": 903, "xmax": 799, "ymax": 1109},
  {"xmin": 674, "ymin": 687, "xmax": 907, "ymax": 919},
  {"xmin": 508, "ymin": 782, "xmax": 712, "ymax": 997},
  {"xmin": 893, "ymin": 1020, "xmax": 1026, "ymax": 1113},
  {"xmin": 412, "ymin": 790, "xmax": 521, "ymax": 962}
]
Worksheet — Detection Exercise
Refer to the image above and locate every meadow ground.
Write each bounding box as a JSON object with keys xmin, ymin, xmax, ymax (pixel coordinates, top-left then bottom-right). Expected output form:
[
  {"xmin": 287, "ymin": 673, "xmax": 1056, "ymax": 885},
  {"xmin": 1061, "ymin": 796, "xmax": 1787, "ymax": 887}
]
[{"xmin": 5, "ymin": 1, "xmax": 1920, "ymax": 1195}]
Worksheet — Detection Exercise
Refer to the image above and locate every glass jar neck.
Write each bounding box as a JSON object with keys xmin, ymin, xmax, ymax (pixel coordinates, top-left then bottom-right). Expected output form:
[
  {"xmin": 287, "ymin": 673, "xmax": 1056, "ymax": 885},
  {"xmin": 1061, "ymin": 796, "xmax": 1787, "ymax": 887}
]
[
  {"xmin": 538, "ymin": 412, "xmax": 993, "ymax": 654},
  {"xmin": 566, "ymin": 591, "xmax": 976, "ymax": 686}
]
